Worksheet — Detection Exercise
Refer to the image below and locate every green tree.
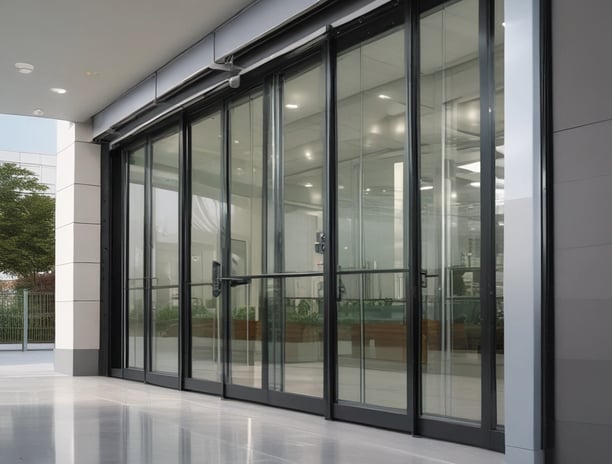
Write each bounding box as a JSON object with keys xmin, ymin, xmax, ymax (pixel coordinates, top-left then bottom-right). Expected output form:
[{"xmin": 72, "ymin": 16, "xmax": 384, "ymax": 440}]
[{"xmin": 0, "ymin": 163, "xmax": 55, "ymax": 284}]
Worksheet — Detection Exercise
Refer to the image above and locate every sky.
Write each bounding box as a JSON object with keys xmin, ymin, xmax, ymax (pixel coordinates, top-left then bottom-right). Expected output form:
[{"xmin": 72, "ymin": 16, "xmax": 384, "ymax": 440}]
[{"xmin": 0, "ymin": 114, "xmax": 56, "ymax": 155}]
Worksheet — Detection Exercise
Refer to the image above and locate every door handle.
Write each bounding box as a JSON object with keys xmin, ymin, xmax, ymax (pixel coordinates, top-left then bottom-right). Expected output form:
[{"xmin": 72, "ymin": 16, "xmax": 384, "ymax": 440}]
[
  {"xmin": 212, "ymin": 260, "xmax": 251, "ymax": 297},
  {"xmin": 420, "ymin": 270, "xmax": 439, "ymax": 288}
]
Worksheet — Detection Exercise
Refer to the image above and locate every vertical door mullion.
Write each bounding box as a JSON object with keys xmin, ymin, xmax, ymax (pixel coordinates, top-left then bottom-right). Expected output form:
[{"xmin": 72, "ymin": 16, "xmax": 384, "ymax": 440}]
[
  {"xmin": 323, "ymin": 32, "xmax": 338, "ymax": 420},
  {"xmin": 221, "ymin": 100, "xmax": 231, "ymax": 397},
  {"xmin": 121, "ymin": 149, "xmax": 129, "ymax": 373},
  {"xmin": 262, "ymin": 76, "xmax": 274, "ymax": 393},
  {"xmin": 479, "ymin": 0, "xmax": 497, "ymax": 443},
  {"xmin": 179, "ymin": 116, "xmax": 189, "ymax": 387},
  {"xmin": 144, "ymin": 138, "xmax": 152, "ymax": 380},
  {"xmin": 406, "ymin": 0, "xmax": 421, "ymax": 434},
  {"xmin": 276, "ymin": 76, "xmax": 286, "ymax": 393}
]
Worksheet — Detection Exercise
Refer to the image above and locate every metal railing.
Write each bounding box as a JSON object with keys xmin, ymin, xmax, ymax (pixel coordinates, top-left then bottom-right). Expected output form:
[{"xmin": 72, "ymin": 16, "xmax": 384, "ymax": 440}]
[{"xmin": 0, "ymin": 291, "xmax": 55, "ymax": 349}]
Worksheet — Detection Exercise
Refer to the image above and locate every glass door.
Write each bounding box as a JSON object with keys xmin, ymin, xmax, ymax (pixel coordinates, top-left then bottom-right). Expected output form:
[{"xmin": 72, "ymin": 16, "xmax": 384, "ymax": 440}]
[
  {"xmin": 185, "ymin": 111, "xmax": 224, "ymax": 392},
  {"xmin": 418, "ymin": 0, "xmax": 504, "ymax": 449},
  {"xmin": 149, "ymin": 131, "xmax": 181, "ymax": 382},
  {"xmin": 221, "ymin": 55, "xmax": 327, "ymax": 411},
  {"xmin": 123, "ymin": 128, "xmax": 181, "ymax": 388},
  {"xmin": 334, "ymin": 23, "xmax": 410, "ymax": 422}
]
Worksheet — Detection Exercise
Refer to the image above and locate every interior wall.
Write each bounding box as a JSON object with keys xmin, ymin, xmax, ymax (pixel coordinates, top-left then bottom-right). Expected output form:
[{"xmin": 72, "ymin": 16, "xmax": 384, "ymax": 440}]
[{"xmin": 552, "ymin": 0, "xmax": 612, "ymax": 462}]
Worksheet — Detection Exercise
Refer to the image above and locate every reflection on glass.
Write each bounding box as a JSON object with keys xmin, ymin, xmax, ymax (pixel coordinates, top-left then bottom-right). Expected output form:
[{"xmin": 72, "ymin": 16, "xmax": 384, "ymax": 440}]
[
  {"xmin": 127, "ymin": 147, "xmax": 145, "ymax": 369},
  {"xmin": 336, "ymin": 25, "xmax": 407, "ymax": 410},
  {"xmin": 495, "ymin": 0, "xmax": 505, "ymax": 427},
  {"xmin": 151, "ymin": 287, "xmax": 179, "ymax": 374},
  {"xmin": 337, "ymin": 27, "xmax": 406, "ymax": 271},
  {"xmin": 190, "ymin": 112, "xmax": 223, "ymax": 382},
  {"xmin": 229, "ymin": 92, "xmax": 264, "ymax": 387},
  {"xmin": 337, "ymin": 273, "xmax": 407, "ymax": 409},
  {"xmin": 268, "ymin": 276, "xmax": 324, "ymax": 397},
  {"xmin": 191, "ymin": 113, "xmax": 222, "ymax": 282},
  {"xmin": 128, "ymin": 289, "xmax": 144, "ymax": 369},
  {"xmin": 152, "ymin": 133, "xmax": 180, "ymax": 287},
  {"xmin": 229, "ymin": 281, "xmax": 263, "ymax": 388},
  {"xmin": 191, "ymin": 285, "xmax": 221, "ymax": 382},
  {"xmin": 230, "ymin": 93, "xmax": 263, "ymax": 277},
  {"xmin": 282, "ymin": 61, "xmax": 325, "ymax": 273},
  {"xmin": 151, "ymin": 132, "xmax": 180, "ymax": 374},
  {"xmin": 420, "ymin": 0, "xmax": 482, "ymax": 422}
]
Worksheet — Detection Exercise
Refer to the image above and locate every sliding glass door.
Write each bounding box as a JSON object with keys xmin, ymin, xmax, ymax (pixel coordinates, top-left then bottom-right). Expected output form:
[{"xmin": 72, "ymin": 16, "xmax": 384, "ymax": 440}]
[
  {"xmin": 224, "ymin": 56, "xmax": 326, "ymax": 409},
  {"xmin": 186, "ymin": 111, "xmax": 223, "ymax": 390},
  {"xmin": 335, "ymin": 25, "xmax": 408, "ymax": 412},
  {"xmin": 115, "ymin": 0, "xmax": 505, "ymax": 450},
  {"xmin": 123, "ymin": 129, "xmax": 181, "ymax": 387}
]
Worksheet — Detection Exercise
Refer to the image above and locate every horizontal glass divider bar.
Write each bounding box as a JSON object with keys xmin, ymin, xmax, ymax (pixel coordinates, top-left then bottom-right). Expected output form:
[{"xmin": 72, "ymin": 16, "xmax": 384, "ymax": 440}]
[
  {"xmin": 227, "ymin": 272, "xmax": 324, "ymax": 279},
  {"xmin": 336, "ymin": 268, "xmax": 410, "ymax": 276},
  {"xmin": 188, "ymin": 282, "xmax": 213, "ymax": 287},
  {"xmin": 150, "ymin": 284, "xmax": 180, "ymax": 290},
  {"xmin": 125, "ymin": 287, "xmax": 145, "ymax": 291}
]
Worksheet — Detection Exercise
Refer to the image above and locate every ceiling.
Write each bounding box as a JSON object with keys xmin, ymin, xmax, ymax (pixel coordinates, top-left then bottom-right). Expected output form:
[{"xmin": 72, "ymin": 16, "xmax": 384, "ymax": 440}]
[{"xmin": 0, "ymin": 0, "xmax": 253, "ymax": 123}]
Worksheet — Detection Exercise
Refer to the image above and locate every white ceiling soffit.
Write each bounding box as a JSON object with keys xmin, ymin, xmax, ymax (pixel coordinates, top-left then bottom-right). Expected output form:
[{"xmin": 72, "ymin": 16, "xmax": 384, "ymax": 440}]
[{"xmin": 0, "ymin": 0, "xmax": 255, "ymax": 123}]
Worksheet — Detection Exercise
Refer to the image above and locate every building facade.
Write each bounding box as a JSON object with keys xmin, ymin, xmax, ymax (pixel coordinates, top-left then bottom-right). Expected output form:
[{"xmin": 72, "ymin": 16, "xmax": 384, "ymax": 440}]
[{"xmin": 50, "ymin": 0, "xmax": 612, "ymax": 462}]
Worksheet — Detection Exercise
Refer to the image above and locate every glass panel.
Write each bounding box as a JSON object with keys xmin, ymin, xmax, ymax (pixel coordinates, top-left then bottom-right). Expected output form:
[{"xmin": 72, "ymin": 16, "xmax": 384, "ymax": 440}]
[
  {"xmin": 191, "ymin": 112, "xmax": 222, "ymax": 284},
  {"xmin": 420, "ymin": 0, "xmax": 482, "ymax": 422},
  {"xmin": 127, "ymin": 147, "xmax": 145, "ymax": 369},
  {"xmin": 128, "ymin": 147, "xmax": 145, "ymax": 289},
  {"xmin": 268, "ymin": 276, "xmax": 324, "ymax": 397},
  {"xmin": 337, "ymin": 27, "xmax": 406, "ymax": 272},
  {"xmin": 190, "ymin": 112, "xmax": 223, "ymax": 383},
  {"xmin": 127, "ymin": 289, "xmax": 144, "ymax": 369},
  {"xmin": 229, "ymin": 281, "xmax": 263, "ymax": 388},
  {"xmin": 230, "ymin": 93, "xmax": 264, "ymax": 278},
  {"xmin": 151, "ymin": 131, "xmax": 180, "ymax": 375},
  {"xmin": 495, "ymin": 0, "xmax": 505, "ymax": 427},
  {"xmin": 337, "ymin": 272, "xmax": 407, "ymax": 410},
  {"xmin": 152, "ymin": 132, "xmax": 180, "ymax": 287},
  {"xmin": 229, "ymin": 92, "xmax": 264, "ymax": 388},
  {"xmin": 282, "ymin": 61, "xmax": 325, "ymax": 273},
  {"xmin": 151, "ymin": 286, "xmax": 179, "ymax": 374},
  {"xmin": 191, "ymin": 285, "xmax": 221, "ymax": 382}
]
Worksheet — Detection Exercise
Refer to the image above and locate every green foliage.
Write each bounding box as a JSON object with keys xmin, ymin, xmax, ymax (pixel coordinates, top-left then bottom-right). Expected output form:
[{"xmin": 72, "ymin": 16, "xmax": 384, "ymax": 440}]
[
  {"xmin": 232, "ymin": 306, "xmax": 256, "ymax": 320},
  {"xmin": 192, "ymin": 303, "xmax": 214, "ymax": 319},
  {"xmin": 0, "ymin": 163, "xmax": 55, "ymax": 280},
  {"xmin": 286, "ymin": 299, "xmax": 322, "ymax": 323},
  {"xmin": 156, "ymin": 305, "xmax": 179, "ymax": 322}
]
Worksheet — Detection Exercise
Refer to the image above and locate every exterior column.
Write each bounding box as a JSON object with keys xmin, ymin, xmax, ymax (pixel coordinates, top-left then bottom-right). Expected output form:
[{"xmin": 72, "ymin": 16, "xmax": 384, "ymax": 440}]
[
  {"xmin": 54, "ymin": 121, "xmax": 101, "ymax": 375},
  {"xmin": 504, "ymin": 0, "xmax": 544, "ymax": 462}
]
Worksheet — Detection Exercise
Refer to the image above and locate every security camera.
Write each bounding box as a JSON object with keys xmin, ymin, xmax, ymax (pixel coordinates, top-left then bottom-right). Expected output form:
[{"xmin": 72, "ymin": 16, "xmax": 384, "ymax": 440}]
[{"xmin": 228, "ymin": 75, "xmax": 241, "ymax": 89}]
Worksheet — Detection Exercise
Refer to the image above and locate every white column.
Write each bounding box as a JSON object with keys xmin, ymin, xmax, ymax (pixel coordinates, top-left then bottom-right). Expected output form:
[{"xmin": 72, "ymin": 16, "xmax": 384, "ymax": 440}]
[
  {"xmin": 504, "ymin": 0, "xmax": 543, "ymax": 462},
  {"xmin": 54, "ymin": 121, "xmax": 101, "ymax": 375}
]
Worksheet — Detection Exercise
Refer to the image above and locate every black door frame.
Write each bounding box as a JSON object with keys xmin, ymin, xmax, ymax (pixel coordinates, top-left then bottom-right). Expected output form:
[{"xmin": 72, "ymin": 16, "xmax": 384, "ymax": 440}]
[{"xmin": 106, "ymin": 0, "xmax": 507, "ymax": 452}]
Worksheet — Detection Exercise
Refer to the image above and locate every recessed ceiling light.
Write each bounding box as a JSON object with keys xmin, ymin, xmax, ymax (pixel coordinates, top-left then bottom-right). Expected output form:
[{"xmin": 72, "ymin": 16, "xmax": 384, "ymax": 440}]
[
  {"xmin": 365, "ymin": 188, "xmax": 371, "ymax": 192},
  {"xmin": 470, "ymin": 181, "xmax": 481, "ymax": 188},
  {"xmin": 234, "ymin": 140, "xmax": 239, "ymax": 144},
  {"xmin": 50, "ymin": 87, "xmax": 67, "ymax": 94},
  {"xmin": 338, "ymin": 185, "xmax": 345, "ymax": 190},
  {"xmin": 502, "ymin": 22, "xmax": 506, "ymax": 27},
  {"xmin": 32, "ymin": 109, "xmax": 44, "ymax": 116},
  {"xmin": 285, "ymin": 104, "xmax": 299, "ymax": 109},
  {"xmin": 304, "ymin": 150, "xmax": 313, "ymax": 160},
  {"xmin": 458, "ymin": 161, "xmax": 481, "ymax": 173},
  {"xmin": 420, "ymin": 185, "xmax": 433, "ymax": 191},
  {"xmin": 378, "ymin": 94, "xmax": 391, "ymax": 100},
  {"xmin": 85, "ymin": 71, "xmax": 101, "ymax": 77},
  {"xmin": 304, "ymin": 182, "xmax": 313, "ymax": 188},
  {"xmin": 15, "ymin": 62, "xmax": 34, "ymax": 74}
]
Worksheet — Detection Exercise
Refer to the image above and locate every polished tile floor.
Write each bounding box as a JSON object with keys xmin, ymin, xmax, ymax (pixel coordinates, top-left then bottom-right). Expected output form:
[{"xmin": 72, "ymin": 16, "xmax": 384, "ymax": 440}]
[{"xmin": 0, "ymin": 351, "xmax": 504, "ymax": 464}]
